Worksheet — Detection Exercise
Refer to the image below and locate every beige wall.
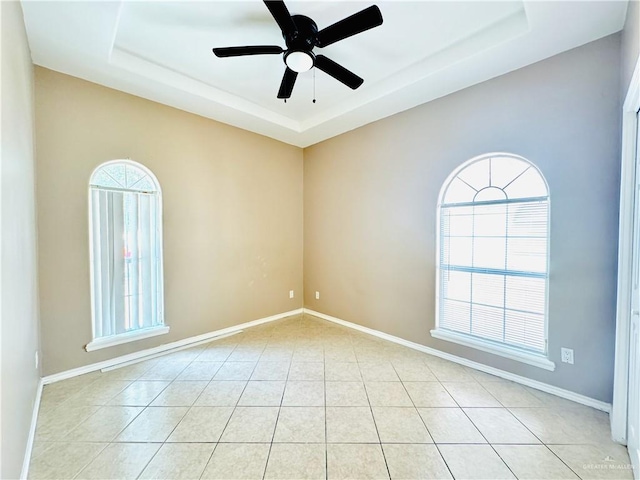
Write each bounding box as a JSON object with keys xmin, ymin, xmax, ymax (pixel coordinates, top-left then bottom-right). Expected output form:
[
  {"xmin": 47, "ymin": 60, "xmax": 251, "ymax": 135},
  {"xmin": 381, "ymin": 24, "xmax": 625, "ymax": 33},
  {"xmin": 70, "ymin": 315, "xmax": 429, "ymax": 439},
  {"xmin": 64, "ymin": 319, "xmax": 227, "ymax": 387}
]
[
  {"xmin": 621, "ymin": 0, "xmax": 639, "ymax": 94},
  {"xmin": 35, "ymin": 68, "xmax": 303, "ymax": 376},
  {"xmin": 1, "ymin": 1, "xmax": 41, "ymax": 477},
  {"xmin": 304, "ymin": 34, "xmax": 622, "ymax": 403}
]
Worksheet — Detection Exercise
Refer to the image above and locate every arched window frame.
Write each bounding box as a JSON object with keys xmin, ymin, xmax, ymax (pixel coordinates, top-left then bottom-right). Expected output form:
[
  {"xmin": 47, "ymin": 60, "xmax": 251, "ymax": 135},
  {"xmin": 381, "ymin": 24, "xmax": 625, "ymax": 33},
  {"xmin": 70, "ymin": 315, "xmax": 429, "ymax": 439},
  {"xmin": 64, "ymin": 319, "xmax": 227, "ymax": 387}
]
[
  {"xmin": 432, "ymin": 153, "xmax": 554, "ymax": 371},
  {"xmin": 86, "ymin": 159, "xmax": 168, "ymax": 351}
]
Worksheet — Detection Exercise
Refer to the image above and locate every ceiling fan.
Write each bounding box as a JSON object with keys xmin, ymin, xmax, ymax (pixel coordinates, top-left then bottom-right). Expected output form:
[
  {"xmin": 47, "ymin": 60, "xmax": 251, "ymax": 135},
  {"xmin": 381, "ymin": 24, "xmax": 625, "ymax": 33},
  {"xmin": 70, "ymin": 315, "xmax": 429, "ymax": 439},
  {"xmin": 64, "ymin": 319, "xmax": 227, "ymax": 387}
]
[{"xmin": 212, "ymin": 1, "xmax": 383, "ymax": 100}]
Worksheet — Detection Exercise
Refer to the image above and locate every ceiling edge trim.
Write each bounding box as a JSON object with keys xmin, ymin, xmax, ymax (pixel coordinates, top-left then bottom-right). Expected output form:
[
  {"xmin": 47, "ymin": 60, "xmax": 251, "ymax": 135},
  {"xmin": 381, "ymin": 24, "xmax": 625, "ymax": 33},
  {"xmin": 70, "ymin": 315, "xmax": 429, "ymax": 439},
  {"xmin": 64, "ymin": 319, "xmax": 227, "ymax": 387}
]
[{"xmin": 109, "ymin": 47, "xmax": 302, "ymax": 132}]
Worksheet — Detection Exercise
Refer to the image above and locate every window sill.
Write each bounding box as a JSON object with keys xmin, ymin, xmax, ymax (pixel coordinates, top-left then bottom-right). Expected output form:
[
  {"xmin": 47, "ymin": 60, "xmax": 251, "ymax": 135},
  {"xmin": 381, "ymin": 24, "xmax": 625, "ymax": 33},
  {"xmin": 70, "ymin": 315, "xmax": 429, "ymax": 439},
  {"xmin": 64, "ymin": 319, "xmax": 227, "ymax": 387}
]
[
  {"xmin": 85, "ymin": 325, "xmax": 170, "ymax": 352},
  {"xmin": 430, "ymin": 329, "xmax": 556, "ymax": 371}
]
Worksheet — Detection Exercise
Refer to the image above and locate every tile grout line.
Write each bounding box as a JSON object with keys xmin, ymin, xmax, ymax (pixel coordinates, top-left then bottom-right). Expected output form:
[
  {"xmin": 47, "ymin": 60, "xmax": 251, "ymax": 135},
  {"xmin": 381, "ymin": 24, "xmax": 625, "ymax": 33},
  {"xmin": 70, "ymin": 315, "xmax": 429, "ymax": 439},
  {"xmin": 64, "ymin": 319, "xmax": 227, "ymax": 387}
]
[
  {"xmin": 261, "ymin": 323, "xmax": 295, "ymax": 480},
  {"xmin": 41, "ymin": 371, "xmax": 108, "ymax": 417},
  {"xmin": 131, "ymin": 343, "xmax": 214, "ymax": 479},
  {"xmin": 322, "ymin": 335, "xmax": 328, "ymax": 480},
  {"xmin": 63, "ymin": 365, "xmax": 179, "ymax": 478},
  {"xmin": 437, "ymin": 378, "xmax": 521, "ymax": 479},
  {"xmin": 471, "ymin": 375, "xmax": 585, "ymax": 478},
  {"xmin": 353, "ymin": 338, "xmax": 393, "ymax": 480},
  {"xmin": 449, "ymin": 379, "xmax": 586, "ymax": 478},
  {"xmin": 55, "ymin": 366, "xmax": 151, "ymax": 477},
  {"xmin": 194, "ymin": 339, "xmax": 244, "ymax": 480},
  {"xmin": 390, "ymin": 359, "xmax": 458, "ymax": 480},
  {"xmin": 68, "ymin": 443, "xmax": 110, "ymax": 480},
  {"xmin": 496, "ymin": 404, "xmax": 584, "ymax": 479},
  {"xmin": 39, "ymin": 378, "xmax": 134, "ymax": 444},
  {"xmin": 70, "ymin": 354, "xmax": 193, "ymax": 479},
  {"xmin": 542, "ymin": 445, "xmax": 584, "ymax": 479},
  {"xmin": 181, "ymin": 331, "xmax": 275, "ymax": 479}
]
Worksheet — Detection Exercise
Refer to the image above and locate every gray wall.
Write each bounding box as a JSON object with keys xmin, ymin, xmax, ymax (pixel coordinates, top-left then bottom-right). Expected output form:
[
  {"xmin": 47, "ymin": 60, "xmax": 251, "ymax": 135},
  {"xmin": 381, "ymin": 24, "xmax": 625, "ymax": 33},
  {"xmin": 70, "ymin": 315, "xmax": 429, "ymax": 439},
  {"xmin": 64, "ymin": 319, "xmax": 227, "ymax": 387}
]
[
  {"xmin": 621, "ymin": 0, "xmax": 639, "ymax": 94},
  {"xmin": 304, "ymin": 34, "xmax": 622, "ymax": 403},
  {"xmin": 1, "ymin": 1, "xmax": 41, "ymax": 477}
]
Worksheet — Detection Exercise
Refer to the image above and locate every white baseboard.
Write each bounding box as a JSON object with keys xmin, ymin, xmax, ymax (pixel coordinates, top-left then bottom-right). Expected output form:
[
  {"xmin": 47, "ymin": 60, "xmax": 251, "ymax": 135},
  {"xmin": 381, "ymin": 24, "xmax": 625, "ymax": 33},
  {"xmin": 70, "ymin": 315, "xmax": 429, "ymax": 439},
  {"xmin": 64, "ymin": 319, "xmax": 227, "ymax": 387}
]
[
  {"xmin": 304, "ymin": 308, "xmax": 611, "ymax": 413},
  {"xmin": 99, "ymin": 331, "xmax": 241, "ymax": 373},
  {"xmin": 21, "ymin": 378, "xmax": 44, "ymax": 480},
  {"xmin": 42, "ymin": 308, "xmax": 303, "ymax": 385}
]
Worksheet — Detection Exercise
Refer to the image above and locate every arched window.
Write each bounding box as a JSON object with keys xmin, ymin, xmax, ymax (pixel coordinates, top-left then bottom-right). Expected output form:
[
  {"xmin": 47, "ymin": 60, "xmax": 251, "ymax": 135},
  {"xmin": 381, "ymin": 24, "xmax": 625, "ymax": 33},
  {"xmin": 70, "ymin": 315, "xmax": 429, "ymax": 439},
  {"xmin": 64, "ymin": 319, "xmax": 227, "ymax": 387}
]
[
  {"xmin": 433, "ymin": 153, "xmax": 551, "ymax": 367},
  {"xmin": 87, "ymin": 160, "xmax": 166, "ymax": 351}
]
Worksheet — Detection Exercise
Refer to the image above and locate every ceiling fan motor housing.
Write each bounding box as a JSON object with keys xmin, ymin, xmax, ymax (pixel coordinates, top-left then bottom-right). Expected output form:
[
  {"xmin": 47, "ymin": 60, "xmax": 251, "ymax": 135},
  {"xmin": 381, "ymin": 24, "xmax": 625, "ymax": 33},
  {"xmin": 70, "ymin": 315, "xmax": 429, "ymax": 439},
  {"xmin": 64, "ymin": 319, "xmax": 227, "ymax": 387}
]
[{"xmin": 284, "ymin": 15, "xmax": 318, "ymax": 53}]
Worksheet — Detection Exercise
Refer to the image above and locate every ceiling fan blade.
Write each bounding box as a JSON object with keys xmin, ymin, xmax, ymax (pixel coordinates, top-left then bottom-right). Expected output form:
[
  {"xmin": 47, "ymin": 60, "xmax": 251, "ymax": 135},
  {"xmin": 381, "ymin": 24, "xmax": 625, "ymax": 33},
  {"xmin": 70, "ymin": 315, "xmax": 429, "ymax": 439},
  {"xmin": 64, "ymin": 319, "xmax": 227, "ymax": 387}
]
[
  {"xmin": 213, "ymin": 46, "xmax": 284, "ymax": 57},
  {"xmin": 314, "ymin": 55, "xmax": 363, "ymax": 90},
  {"xmin": 264, "ymin": 1, "xmax": 296, "ymax": 35},
  {"xmin": 316, "ymin": 5, "xmax": 383, "ymax": 48},
  {"xmin": 277, "ymin": 67, "xmax": 298, "ymax": 99}
]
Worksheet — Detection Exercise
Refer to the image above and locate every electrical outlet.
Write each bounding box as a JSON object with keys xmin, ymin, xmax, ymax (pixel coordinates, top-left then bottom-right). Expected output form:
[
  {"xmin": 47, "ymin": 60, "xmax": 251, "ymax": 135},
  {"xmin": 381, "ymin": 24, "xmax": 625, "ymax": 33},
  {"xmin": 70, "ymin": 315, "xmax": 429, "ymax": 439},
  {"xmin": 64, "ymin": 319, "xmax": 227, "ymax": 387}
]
[
  {"xmin": 289, "ymin": 290, "xmax": 294, "ymax": 299},
  {"xmin": 315, "ymin": 291, "xmax": 320, "ymax": 300},
  {"xmin": 561, "ymin": 347, "xmax": 574, "ymax": 364},
  {"xmin": 35, "ymin": 351, "xmax": 39, "ymax": 369}
]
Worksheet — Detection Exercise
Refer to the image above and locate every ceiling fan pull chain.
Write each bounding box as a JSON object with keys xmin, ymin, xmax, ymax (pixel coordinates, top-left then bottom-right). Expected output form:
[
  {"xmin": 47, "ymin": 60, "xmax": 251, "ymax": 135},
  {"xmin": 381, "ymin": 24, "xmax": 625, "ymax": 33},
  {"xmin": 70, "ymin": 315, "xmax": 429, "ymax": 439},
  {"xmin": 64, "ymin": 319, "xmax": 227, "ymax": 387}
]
[{"xmin": 313, "ymin": 67, "xmax": 316, "ymax": 104}]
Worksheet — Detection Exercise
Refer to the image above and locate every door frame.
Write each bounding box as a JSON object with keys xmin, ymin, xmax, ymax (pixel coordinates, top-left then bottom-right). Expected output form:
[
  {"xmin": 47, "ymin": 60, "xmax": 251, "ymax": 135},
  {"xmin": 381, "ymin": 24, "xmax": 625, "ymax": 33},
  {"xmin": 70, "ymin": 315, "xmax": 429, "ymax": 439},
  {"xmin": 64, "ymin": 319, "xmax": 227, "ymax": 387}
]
[{"xmin": 612, "ymin": 56, "xmax": 640, "ymax": 446}]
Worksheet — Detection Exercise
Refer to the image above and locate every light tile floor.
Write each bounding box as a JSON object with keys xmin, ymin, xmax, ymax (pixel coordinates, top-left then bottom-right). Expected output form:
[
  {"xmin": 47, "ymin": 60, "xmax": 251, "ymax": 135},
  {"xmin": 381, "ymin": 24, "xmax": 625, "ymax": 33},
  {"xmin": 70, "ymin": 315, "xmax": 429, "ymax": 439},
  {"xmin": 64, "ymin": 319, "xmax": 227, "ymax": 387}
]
[{"xmin": 29, "ymin": 314, "xmax": 633, "ymax": 479}]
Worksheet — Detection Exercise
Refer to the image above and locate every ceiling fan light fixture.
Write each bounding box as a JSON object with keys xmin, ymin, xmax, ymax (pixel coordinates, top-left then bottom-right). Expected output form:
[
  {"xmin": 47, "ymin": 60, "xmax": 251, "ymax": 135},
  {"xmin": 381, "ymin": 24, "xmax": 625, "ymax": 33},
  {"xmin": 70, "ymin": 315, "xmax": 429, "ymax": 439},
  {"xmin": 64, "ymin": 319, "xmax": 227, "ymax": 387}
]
[{"xmin": 285, "ymin": 50, "xmax": 314, "ymax": 73}]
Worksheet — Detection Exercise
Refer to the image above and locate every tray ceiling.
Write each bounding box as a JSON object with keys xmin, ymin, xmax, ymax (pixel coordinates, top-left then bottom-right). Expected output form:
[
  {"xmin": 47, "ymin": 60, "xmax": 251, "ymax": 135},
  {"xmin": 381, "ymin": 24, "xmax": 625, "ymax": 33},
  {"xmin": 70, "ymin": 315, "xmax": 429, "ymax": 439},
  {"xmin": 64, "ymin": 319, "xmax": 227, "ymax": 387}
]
[{"xmin": 22, "ymin": 1, "xmax": 628, "ymax": 147}]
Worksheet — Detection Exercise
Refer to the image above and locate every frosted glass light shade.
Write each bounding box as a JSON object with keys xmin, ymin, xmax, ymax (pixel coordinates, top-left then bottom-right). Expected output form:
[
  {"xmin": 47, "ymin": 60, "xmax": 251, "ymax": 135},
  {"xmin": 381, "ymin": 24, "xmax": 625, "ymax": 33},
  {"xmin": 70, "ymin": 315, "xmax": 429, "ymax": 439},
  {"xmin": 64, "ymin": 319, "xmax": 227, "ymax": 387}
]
[{"xmin": 285, "ymin": 51, "xmax": 314, "ymax": 73}]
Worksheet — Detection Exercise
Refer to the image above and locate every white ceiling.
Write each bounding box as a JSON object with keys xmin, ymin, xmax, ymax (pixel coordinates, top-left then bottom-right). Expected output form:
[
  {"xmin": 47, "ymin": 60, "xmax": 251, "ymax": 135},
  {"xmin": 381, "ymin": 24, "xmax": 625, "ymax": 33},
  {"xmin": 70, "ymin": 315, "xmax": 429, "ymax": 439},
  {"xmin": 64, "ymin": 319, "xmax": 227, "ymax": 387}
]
[{"xmin": 22, "ymin": 1, "xmax": 629, "ymax": 147}]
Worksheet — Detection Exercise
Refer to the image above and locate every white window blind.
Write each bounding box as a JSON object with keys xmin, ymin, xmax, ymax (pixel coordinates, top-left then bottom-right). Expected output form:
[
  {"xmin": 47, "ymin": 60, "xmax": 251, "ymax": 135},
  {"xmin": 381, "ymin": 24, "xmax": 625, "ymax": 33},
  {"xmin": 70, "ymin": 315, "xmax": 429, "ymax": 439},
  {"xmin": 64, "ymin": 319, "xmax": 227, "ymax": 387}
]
[
  {"xmin": 89, "ymin": 161, "xmax": 164, "ymax": 340},
  {"xmin": 438, "ymin": 155, "xmax": 549, "ymax": 354}
]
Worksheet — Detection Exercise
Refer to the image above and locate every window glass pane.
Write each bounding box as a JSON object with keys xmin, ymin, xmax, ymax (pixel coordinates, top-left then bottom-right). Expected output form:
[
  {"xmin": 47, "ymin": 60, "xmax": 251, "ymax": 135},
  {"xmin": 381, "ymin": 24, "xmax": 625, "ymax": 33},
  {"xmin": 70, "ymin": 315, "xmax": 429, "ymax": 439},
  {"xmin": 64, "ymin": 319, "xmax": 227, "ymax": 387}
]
[
  {"xmin": 474, "ymin": 187, "xmax": 506, "ymax": 202},
  {"xmin": 441, "ymin": 299, "xmax": 470, "ymax": 334},
  {"xmin": 443, "ymin": 177, "xmax": 476, "ymax": 204},
  {"xmin": 92, "ymin": 163, "xmax": 158, "ymax": 192},
  {"xmin": 473, "ymin": 204, "xmax": 507, "ymax": 237},
  {"xmin": 91, "ymin": 169, "xmax": 120, "ymax": 189},
  {"xmin": 102, "ymin": 164, "xmax": 126, "ymax": 188},
  {"xmin": 448, "ymin": 207, "xmax": 473, "ymax": 237},
  {"xmin": 125, "ymin": 164, "xmax": 146, "ymax": 189},
  {"xmin": 442, "ymin": 270, "xmax": 471, "ymax": 302},
  {"xmin": 472, "ymin": 272, "xmax": 504, "ymax": 308},
  {"xmin": 472, "ymin": 237, "xmax": 506, "ymax": 270},
  {"xmin": 489, "ymin": 156, "xmax": 529, "ymax": 188},
  {"xmin": 505, "ymin": 276, "xmax": 545, "ymax": 314},
  {"xmin": 440, "ymin": 210, "xmax": 451, "ymax": 236},
  {"xmin": 448, "ymin": 237, "xmax": 473, "ymax": 266},
  {"xmin": 507, "ymin": 202, "xmax": 548, "ymax": 237},
  {"xmin": 470, "ymin": 303, "xmax": 503, "ymax": 342},
  {"xmin": 504, "ymin": 167, "xmax": 547, "ymax": 199},
  {"xmin": 132, "ymin": 176, "xmax": 156, "ymax": 192},
  {"xmin": 457, "ymin": 159, "xmax": 490, "ymax": 191},
  {"xmin": 123, "ymin": 192, "xmax": 140, "ymax": 333},
  {"xmin": 440, "ymin": 234, "xmax": 449, "ymax": 263},
  {"xmin": 504, "ymin": 310, "xmax": 545, "ymax": 352},
  {"xmin": 506, "ymin": 237, "xmax": 547, "ymax": 273}
]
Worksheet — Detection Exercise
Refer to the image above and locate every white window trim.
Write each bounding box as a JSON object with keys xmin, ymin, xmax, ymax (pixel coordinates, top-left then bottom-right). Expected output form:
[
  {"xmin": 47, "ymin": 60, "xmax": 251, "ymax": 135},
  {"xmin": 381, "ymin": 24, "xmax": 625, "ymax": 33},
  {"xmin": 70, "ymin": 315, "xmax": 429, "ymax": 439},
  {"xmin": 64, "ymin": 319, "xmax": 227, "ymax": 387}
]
[
  {"xmin": 431, "ymin": 328, "xmax": 555, "ymax": 371},
  {"xmin": 85, "ymin": 325, "xmax": 170, "ymax": 352},
  {"xmin": 433, "ymin": 152, "xmax": 553, "ymax": 369}
]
